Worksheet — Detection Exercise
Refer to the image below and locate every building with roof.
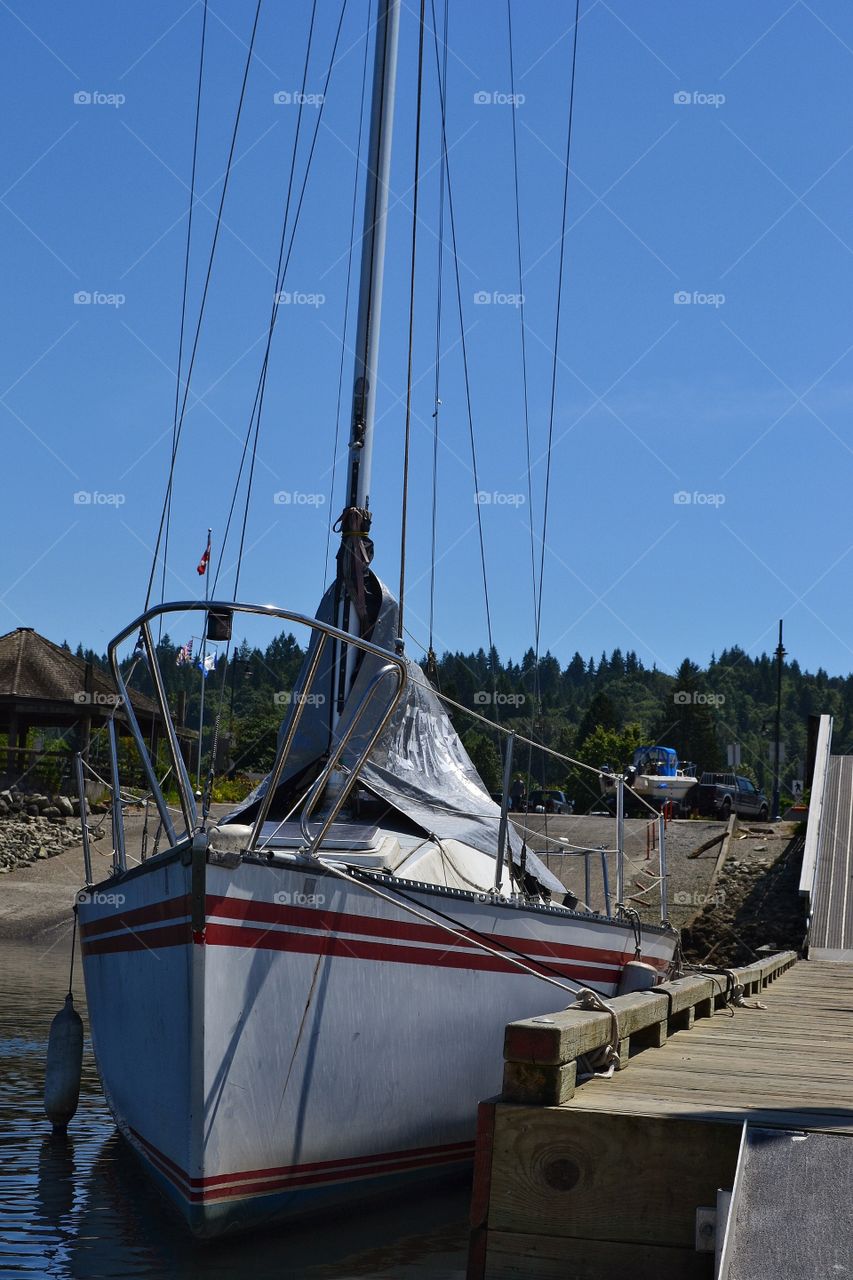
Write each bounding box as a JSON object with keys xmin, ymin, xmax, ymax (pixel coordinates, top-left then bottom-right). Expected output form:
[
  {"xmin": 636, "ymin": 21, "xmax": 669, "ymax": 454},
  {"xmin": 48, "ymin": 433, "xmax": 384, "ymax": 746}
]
[{"xmin": 0, "ymin": 627, "xmax": 172, "ymax": 786}]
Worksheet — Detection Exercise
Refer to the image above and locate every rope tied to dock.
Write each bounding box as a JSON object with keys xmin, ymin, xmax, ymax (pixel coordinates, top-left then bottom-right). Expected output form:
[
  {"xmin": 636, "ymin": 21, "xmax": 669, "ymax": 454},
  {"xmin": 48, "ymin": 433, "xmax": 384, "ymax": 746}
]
[{"xmin": 572, "ymin": 988, "xmax": 621, "ymax": 1080}]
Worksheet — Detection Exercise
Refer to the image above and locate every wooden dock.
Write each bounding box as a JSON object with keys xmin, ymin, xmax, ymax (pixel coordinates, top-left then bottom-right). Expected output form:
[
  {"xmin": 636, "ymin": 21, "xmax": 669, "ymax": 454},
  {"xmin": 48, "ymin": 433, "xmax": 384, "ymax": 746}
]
[{"xmin": 468, "ymin": 954, "xmax": 853, "ymax": 1279}]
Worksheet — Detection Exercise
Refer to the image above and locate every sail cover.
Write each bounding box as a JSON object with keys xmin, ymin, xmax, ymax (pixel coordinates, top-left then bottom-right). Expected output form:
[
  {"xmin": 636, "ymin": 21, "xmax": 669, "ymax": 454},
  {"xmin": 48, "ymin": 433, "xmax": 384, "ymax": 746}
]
[{"xmin": 229, "ymin": 576, "xmax": 565, "ymax": 897}]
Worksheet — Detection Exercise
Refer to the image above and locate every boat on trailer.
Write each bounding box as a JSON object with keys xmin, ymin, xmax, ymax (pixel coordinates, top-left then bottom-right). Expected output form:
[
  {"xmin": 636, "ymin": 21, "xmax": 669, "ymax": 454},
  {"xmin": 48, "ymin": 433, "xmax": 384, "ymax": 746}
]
[
  {"xmin": 75, "ymin": 0, "xmax": 679, "ymax": 1237},
  {"xmin": 600, "ymin": 746, "xmax": 699, "ymax": 815}
]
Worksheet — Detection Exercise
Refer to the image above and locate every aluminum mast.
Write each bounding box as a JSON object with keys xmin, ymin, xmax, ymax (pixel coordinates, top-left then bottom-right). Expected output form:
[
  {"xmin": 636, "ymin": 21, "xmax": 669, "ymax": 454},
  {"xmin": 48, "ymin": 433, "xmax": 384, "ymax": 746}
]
[{"xmin": 333, "ymin": 0, "xmax": 402, "ymax": 724}]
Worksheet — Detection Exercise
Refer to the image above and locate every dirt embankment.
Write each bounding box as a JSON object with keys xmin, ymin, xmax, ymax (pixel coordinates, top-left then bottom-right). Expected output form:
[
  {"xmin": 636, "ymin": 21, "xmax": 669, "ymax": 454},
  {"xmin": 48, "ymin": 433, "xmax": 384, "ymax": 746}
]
[{"xmin": 681, "ymin": 824, "xmax": 807, "ymax": 966}]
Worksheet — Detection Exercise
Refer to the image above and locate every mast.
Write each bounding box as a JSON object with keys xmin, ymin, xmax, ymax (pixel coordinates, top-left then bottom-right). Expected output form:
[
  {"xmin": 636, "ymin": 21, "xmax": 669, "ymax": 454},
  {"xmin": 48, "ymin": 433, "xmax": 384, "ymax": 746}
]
[{"xmin": 333, "ymin": 0, "xmax": 402, "ymax": 722}]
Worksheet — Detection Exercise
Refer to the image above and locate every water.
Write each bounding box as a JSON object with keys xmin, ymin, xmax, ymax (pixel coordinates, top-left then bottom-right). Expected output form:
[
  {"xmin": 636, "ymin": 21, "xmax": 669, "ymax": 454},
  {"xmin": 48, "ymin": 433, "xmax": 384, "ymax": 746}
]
[{"xmin": 0, "ymin": 940, "xmax": 469, "ymax": 1279}]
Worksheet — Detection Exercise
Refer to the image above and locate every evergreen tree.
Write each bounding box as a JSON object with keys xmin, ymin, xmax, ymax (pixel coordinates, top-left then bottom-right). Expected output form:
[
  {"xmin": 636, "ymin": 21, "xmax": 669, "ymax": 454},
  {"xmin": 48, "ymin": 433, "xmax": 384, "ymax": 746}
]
[
  {"xmin": 577, "ymin": 691, "xmax": 619, "ymax": 745},
  {"xmin": 658, "ymin": 659, "xmax": 722, "ymax": 769}
]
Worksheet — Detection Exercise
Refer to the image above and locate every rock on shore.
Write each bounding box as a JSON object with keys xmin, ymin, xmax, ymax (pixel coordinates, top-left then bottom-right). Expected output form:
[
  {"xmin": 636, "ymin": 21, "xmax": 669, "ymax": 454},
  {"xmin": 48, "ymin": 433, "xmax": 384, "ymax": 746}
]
[{"xmin": 0, "ymin": 788, "xmax": 95, "ymax": 874}]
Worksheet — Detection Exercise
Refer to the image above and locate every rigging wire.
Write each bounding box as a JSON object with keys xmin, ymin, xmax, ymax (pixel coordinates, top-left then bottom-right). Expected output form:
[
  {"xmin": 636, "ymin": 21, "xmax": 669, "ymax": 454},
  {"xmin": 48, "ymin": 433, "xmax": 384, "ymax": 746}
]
[
  {"xmin": 506, "ymin": 0, "xmax": 538, "ymax": 649},
  {"xmin": 525, "ymin": 0, "xmax": 582, "ymax": 821},
  {"xmin": 427, "ymin": 0, "xmax": 499, "ymax": 720},
  {"xmin": 505, "ymin": 0, "xmax": 544, "ymax": 800},
  {"xmin": 534, "ymin": 0, "xmax": 582, "ymax": 684},
  {"xmin": 230, "ymin": 0, "xmax": 351, "ymax": 604},
  {"xmin": 185, "ymin": 0, "xmax": 320, "ymax": 803},
  {"xmin": 145, "ymin": 0, "xmax": 264, "ymax": 611},
  {"xmin": 397, "ymin": 0, "xmax": 427, "ymax": 647},
  {"xmin": 210, "ymin": 0, "xmax": 349, "ymax": 597},
  {"xmin": 323, "ymin": 0, "xmax": 374, "ymax": 589},
  {"xmin": 427, "ymin": 0, "xmax": 449, "ymax": 671},
  {"xmin": 229, "ymin": 0, "xmax": 321, "ymax": 601},
  {"xmin": 159, "ymin": 0, "xmax": 209, "ymax": 624},
  {"xmin": 202, "ymin": 0, "xmax": 351, "ymax": 802},
  {"xmin": 203, "ymin": 0, "xmax": 342, "ymax": 804}
]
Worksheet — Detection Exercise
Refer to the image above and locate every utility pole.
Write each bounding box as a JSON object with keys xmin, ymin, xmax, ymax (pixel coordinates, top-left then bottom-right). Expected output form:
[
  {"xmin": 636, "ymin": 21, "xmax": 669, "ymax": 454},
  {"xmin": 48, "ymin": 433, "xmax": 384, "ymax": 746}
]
[{"xmin": 772, "ymin": 619, "xmax": 786, "ymax": 821}]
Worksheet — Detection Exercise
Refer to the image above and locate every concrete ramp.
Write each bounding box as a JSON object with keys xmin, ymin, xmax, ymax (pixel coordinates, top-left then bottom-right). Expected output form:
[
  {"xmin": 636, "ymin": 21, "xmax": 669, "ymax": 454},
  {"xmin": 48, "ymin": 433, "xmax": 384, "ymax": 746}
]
[
  {"xmin": 721, "ymin": 1125, "xmax": 853, "ymax": 1279},
  {"xmin": 810, "ymin": 755, "xmax": 853, "ymax": 960}
]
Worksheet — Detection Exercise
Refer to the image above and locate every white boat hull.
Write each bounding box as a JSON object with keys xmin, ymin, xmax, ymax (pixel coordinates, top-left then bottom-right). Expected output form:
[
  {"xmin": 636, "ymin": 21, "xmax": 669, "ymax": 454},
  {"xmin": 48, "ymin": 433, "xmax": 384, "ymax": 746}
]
[
  {"xmin": 79, "ymin": 852, "xmax": 676, "ymax": 1236},
  {"xmin": 633, "ymin": 775, "xmax": 696, "ymax": 803},
  {"xmin": 602, "ymin": 774, "xmax": 698, "ymax": 807}
]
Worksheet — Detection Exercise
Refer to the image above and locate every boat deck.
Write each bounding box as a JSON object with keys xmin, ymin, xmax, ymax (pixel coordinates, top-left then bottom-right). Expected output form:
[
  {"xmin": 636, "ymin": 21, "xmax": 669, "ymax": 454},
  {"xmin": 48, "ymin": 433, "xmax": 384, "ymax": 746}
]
[{"xmin": 468, "ymin": 958, "xmax": 853, "ymax": 1279}]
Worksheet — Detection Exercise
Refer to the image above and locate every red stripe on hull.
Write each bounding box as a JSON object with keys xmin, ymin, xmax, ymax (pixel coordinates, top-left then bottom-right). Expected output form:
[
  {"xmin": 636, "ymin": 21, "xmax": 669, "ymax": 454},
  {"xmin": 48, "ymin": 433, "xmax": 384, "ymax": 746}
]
[
  {"xmin": 202, "ymin": 921, "xmax": 623, "ymax": 982},
  {"xmin": 79, "ymin": 894, "xmax": 190, "ymax": 939},
  {"xmin": 81, "ymin": 921, "xmax": 191, "ymax": 956},
  {"xmin": 79, "ymin": 891, "xmax": 669, "ymax": 975},
  {"xmin": 129, "ymin": 1127, "xmax": 475, "ymax": 1203},
  {"xmin": 206, "ymin": 893, "xmax": 638, "ymax": 969}
]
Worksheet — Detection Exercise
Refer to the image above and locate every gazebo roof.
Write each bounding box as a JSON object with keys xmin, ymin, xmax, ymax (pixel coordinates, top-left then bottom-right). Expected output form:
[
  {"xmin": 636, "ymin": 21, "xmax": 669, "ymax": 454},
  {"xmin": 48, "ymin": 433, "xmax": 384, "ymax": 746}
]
[{"xmin": 0, "ymin": 627, "xmax": 160, "ymax": 724}]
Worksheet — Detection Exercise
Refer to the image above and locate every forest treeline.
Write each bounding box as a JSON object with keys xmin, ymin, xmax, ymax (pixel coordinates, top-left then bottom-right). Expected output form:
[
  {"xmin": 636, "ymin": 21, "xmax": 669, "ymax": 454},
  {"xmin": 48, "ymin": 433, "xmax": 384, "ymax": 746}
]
[{"xmin": 68, "ymin": 630, "xmax": 845, "ymax": 812}]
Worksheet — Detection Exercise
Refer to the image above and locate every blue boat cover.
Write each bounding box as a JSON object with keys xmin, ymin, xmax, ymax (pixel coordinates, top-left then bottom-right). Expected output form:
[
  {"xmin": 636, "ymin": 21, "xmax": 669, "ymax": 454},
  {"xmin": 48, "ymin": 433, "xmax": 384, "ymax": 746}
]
[{"xmin": 633, "ymin": 745, "xmax": 678, "ymax": 777}]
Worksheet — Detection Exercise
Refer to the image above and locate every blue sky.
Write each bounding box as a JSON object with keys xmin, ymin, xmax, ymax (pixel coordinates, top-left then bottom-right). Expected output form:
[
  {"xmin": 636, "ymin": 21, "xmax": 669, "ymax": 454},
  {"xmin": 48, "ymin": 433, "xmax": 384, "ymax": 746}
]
[{"xmin": 1, "ymin": 0, "xmax": 852, "ymax": 678}]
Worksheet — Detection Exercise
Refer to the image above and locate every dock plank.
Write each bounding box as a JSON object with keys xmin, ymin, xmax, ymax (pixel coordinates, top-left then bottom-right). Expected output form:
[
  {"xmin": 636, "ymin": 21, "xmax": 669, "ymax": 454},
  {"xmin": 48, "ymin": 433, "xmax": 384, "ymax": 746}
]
[{"xmin": 567, "ymin": 961, "xmax": 853, "ymax": 1132}]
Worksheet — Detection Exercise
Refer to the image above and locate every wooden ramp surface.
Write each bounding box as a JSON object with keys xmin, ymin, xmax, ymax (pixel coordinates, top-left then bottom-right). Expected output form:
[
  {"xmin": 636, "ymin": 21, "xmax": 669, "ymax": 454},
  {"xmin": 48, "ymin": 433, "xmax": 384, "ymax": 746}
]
[
  {"xmin": 573, "ymin": 959, "xmax": 853, "ymax": 1132},
  {"xmin": 721, "ymin": 1126, "xmax": 853, "ymax": 1280}
]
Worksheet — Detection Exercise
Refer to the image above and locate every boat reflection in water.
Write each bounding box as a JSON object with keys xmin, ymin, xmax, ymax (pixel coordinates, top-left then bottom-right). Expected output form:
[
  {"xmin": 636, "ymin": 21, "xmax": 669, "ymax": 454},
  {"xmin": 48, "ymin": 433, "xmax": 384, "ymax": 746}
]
[{"xmin": 56, "ymin": 1132, "xmax": 471, "ymax": 1279}]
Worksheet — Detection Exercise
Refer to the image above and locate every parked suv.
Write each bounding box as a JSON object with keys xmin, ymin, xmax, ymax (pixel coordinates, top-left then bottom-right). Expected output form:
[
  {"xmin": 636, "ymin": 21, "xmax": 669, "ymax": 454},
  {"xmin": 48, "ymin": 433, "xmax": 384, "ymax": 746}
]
[{"xmin": 695, "ymin": 773, "xmax": 769, "ymax": 821}]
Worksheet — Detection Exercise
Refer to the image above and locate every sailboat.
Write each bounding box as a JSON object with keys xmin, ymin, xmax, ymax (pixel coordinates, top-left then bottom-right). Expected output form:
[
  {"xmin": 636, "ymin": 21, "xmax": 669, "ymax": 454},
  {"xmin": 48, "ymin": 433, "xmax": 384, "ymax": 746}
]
[{"xmin": 75, "ymin": 0, "xmax": 679, "ymax": 1237}]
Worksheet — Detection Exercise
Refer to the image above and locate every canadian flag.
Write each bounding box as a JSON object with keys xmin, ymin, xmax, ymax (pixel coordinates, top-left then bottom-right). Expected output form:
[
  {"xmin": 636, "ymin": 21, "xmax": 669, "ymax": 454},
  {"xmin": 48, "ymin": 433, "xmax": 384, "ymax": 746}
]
[{"xmin": 197, "ymin": 532, "xmax": 211, "ymax": 576}]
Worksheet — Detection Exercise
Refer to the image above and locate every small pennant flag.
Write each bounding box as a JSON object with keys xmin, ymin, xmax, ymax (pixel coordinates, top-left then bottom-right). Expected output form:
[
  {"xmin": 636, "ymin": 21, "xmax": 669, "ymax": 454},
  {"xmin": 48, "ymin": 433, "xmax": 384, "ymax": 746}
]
[
  {"xmin": 176, "ymin": 640, "xmax": 193, "ymax": 667},
  {"xmin": 197, "ymin": 531, "xmax": 211, "ymax": 576}
]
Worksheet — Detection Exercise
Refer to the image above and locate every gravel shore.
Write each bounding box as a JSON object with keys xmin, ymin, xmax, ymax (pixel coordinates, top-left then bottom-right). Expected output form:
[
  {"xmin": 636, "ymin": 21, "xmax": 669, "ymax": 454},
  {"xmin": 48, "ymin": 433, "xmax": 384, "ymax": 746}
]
[{"xmin": 0, "ymin": 804, "xmax": 231, "ymax": 942}]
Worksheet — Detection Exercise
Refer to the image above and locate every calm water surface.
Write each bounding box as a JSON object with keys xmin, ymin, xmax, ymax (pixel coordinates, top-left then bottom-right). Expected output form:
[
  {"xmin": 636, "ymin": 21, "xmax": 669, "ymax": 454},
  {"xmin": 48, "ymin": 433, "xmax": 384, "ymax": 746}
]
[{"xmin": 0, "ymin": 940, "xmax": 469, "ymax": 1279}]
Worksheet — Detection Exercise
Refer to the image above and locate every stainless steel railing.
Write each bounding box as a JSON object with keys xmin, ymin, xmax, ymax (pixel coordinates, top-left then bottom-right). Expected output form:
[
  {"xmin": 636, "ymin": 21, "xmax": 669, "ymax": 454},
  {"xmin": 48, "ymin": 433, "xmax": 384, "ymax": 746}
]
[{"xmin": 102, "ymin": 600, "xmax": 408, "ymax": 867}]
